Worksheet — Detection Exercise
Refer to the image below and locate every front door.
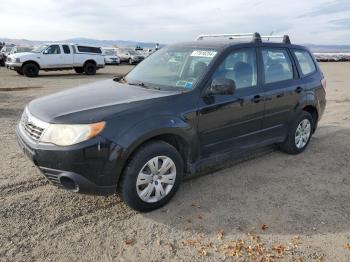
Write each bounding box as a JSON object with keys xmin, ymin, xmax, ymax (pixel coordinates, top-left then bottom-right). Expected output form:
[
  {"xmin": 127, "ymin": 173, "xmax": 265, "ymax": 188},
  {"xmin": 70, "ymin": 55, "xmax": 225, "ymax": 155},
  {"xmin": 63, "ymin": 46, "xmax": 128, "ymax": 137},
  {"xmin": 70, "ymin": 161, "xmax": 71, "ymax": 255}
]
[
  {"xmin": 41, "ymin": 45, "xmax": 64, "ymax": 69},
  {"xmin": 197, "ymin": 47, "xmax": 265, "ymax": 157}
]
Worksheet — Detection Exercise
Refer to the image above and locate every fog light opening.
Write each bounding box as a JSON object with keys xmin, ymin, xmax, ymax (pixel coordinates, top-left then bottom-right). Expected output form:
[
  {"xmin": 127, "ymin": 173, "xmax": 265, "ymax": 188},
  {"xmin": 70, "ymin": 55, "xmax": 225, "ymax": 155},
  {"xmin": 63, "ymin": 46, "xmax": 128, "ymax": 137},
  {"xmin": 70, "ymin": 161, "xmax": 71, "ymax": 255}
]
[{"xmin": 60, "ymin": 177, "xmax": 79, "ymax": 192}]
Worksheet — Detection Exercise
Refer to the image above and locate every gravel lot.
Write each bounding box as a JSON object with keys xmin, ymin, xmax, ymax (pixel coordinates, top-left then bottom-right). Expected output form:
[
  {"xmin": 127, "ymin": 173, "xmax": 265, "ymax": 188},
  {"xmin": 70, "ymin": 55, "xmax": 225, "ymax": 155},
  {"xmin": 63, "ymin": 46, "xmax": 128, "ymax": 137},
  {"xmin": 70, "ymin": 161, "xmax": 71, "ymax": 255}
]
[{"xmin": 0, "ymin": 63, "xmax": 350, "ymax": 261}]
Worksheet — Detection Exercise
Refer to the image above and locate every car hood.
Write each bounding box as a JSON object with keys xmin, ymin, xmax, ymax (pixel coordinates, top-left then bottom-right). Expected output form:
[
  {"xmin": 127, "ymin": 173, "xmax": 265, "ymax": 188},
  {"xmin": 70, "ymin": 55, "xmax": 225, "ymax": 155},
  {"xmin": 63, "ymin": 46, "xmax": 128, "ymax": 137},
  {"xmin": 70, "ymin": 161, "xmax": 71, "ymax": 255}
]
[
  {"xmin": 28, "ymin": 79, "xmax": 180, "ymax": 124},
  {"xmin": 8, "ymin": 52, "xmax": 35, "ymax": 59}
]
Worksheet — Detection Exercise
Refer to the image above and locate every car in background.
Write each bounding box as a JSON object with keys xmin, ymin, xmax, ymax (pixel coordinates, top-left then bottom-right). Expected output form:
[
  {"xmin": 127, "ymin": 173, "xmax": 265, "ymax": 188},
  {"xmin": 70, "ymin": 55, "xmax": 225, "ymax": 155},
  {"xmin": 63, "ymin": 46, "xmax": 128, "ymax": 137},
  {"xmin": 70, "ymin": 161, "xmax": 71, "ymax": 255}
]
[
  {"xmin": 0, "ymin": 44, "xmax": 16, "ymax": 66},
  {"xmin": 6, "ymin": 43, "xmax": 105, "ymax": 77},
  {"xmin": 102, "ymin": 48, "xmax": 120, "ymax": 65},
  {"xmin": 117, "ymin": 48, "xmax": 144, "ymax": 64},
  {"xmin": 10, "ymin": 46, "xmax": 33, "ymax": 54}
]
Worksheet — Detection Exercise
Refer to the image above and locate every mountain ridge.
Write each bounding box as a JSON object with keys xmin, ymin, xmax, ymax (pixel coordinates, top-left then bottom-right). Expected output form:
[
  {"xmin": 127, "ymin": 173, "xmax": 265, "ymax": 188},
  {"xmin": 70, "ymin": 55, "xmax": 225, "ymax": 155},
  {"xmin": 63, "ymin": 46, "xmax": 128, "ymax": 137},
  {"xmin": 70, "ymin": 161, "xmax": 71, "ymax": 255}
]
[{"xmin": 1, "ymin": 37, "xmax": 350, "ymax": 52}]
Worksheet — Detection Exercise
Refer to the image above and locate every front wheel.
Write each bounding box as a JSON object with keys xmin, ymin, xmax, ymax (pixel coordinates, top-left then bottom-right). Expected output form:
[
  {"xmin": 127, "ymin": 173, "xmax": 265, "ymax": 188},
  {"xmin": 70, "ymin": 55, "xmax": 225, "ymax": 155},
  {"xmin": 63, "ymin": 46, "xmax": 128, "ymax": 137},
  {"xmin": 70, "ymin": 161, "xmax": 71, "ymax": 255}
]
[
  {"xmin": 280, "ymin": 111, "xmax": 314, "ymax": 154},
  {"xmin": 119, "ymin": 141, "xmax": 183, "ymax": 212},
  {"xmin": 22, "ymin": 63, "xmax": 39, "ymax": 77}
]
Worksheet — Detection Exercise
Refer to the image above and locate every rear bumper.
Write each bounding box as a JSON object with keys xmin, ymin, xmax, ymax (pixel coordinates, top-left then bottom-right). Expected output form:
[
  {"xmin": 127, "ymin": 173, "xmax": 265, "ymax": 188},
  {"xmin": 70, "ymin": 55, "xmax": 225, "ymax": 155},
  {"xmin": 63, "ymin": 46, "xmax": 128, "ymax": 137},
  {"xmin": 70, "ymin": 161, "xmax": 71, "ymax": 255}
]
[{"xmin": 16, "ymin": 124, "xmax": 123, "ymax": 195}]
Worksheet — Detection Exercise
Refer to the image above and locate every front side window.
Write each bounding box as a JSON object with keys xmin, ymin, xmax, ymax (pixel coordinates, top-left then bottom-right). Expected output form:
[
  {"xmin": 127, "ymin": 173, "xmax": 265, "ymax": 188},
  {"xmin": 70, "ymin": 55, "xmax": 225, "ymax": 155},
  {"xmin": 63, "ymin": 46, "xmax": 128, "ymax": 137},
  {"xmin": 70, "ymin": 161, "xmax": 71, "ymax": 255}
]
[
  {"xmin": 293, "ymin": 50, "xmax": 316, "ymax": 76},
  {"xmin": 46, "ymin": 45, "xmax": 61, "ymax": 54},
  {"xmin": 125, "ymin": 47, "xmax": 218, "ymax": 91},
  {"xmin": 262, "ymin": 48, "xmax": 293, "ymax": 84},
  {"xmin": 212, "ymin": 48, "xmax": 257, "ymax": 89},
  {"xmin": 63, "ymin": 45, "xmax": 71, "ymax": 54}
]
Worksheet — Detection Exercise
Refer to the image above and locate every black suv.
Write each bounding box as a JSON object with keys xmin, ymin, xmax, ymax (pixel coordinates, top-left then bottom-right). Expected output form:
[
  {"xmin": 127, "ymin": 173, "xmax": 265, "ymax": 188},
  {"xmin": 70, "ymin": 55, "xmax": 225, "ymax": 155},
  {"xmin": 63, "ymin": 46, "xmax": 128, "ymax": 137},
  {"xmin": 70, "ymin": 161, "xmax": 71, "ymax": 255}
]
[{"xmin": 16, "ymin": 33, "xmax": 326, "ymax": 212}]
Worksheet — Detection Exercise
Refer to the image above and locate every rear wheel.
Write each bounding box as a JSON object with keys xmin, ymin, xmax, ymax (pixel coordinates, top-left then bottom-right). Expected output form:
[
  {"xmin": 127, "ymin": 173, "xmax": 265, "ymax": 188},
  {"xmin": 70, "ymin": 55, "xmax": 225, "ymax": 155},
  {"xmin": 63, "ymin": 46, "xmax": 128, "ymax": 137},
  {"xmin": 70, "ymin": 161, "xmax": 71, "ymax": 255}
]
[
  {"xmin": 83, "ymin": 62, "xmax": 96, "ymax": 75},
  {"xmin": 22, "ymin": 63, "xmax": 39, "ymax": 77},
  {"xmin": 74, "ymin": 67, "xmax": 84, "ymax": 74},
  {"xmin": 119, "ymin": 141, "xmax": 183, "ymax": 212},
  {"xmin": 280, "ymin": 111, "xmax": 314, "ymax": 154}
]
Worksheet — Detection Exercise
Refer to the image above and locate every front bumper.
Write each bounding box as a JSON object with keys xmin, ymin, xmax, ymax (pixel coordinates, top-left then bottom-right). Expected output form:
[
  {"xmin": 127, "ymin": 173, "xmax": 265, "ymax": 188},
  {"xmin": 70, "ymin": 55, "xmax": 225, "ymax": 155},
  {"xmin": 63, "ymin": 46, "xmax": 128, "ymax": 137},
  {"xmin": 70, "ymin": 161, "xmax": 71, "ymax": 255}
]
[
  {"xmin": 16, "ymin": 124, "xmax": 123, "ymax": 195},
  {"xmin": 5, "ymin": 62, "xmax": 22, "ymax": 70}
]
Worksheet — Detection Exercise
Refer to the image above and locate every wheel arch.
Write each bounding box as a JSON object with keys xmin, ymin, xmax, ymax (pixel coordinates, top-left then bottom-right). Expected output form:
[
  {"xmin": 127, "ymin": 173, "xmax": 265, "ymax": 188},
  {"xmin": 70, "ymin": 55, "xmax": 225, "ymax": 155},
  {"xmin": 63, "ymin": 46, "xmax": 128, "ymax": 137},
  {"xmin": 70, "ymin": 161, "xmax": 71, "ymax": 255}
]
[
  {"xmin": 21, "ymin": 60, "xmax": 40, "ymax": 70},
  {"xmin": 301, "ymin": 105, "xmax": 319, "ymax": 132},
  {"xmin": 83, "ymin": 59, "xmax": 97, "ymax": 67}
]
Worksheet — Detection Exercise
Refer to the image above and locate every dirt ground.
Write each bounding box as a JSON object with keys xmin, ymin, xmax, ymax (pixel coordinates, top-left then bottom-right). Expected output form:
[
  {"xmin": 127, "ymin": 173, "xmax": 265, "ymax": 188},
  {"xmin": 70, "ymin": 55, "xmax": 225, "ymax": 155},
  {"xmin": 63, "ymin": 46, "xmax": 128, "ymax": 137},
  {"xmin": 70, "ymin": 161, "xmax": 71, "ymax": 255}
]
[{"xmin": 0, "ymin": 63, "xmax": 349, "ymax": 261}]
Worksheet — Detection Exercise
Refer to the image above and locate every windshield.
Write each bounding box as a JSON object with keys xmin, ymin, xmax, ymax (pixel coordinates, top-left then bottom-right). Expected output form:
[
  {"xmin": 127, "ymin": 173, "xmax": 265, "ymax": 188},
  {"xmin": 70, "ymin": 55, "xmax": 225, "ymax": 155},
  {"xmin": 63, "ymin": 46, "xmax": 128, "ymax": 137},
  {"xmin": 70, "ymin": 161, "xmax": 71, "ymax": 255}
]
[
  {"xmin": 31, "ymin": 45, "xmax": 49, "ymax": 53},
  {"xmin": 125, "ymin": 47, "xmax": 218, "ymax": 91}
]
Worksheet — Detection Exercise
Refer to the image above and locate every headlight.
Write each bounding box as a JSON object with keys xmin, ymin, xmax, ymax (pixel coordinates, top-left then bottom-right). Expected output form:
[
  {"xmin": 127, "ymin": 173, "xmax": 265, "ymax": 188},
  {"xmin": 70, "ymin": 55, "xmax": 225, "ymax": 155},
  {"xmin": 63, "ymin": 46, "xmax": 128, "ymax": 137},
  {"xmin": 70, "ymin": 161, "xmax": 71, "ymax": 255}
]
[{"xmin": 40, "ymin": 122, "xmax": 105, "ymax": 146}]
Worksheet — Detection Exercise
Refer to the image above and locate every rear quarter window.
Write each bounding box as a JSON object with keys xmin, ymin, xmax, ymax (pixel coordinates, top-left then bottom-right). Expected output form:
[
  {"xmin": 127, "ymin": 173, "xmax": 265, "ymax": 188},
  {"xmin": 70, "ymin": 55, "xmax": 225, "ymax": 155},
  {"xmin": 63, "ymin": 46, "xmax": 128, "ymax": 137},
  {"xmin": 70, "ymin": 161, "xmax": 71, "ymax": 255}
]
[
  {"xmin": 77, "ymin": 46, "xmax": 102, "ymax": 54},
  {"xmin": 293, "ymin": 50, "xmax": 316, "ymax": 76}
]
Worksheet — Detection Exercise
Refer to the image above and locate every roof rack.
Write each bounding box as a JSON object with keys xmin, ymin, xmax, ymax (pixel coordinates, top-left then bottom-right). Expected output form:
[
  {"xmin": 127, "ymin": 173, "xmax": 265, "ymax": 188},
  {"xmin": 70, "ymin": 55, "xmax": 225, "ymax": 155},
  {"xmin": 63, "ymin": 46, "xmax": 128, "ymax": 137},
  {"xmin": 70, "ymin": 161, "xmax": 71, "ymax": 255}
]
[{"xmin": 196, "ymin": 32, "xmax": 291, "ymax": 44}]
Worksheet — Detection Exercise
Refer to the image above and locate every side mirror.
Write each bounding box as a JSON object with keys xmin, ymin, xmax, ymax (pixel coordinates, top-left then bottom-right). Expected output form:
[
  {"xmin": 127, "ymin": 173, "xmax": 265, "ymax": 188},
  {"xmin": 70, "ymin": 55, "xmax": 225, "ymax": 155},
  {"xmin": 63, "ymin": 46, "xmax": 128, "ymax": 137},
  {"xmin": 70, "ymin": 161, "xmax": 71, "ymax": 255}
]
[{"xmin": 206, "ymin": 78, "xmax": 236, "ymax": 96}]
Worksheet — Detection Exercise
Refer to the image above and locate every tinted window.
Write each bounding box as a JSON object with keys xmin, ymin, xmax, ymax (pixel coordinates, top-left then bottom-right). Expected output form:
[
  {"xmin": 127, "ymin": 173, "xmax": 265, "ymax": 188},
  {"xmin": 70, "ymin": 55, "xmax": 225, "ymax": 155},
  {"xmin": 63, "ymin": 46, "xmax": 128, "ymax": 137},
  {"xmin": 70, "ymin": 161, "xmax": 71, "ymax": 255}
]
[
  {"xmin": 63, "ymin": 45, "xmax": 71, "ymax": 54},
  {"xmin": 262, "ymin": 48, "xmax": 293, "ymax": 84},
  {"xmin": 213, "ymin": 48, "xmax": 257, "ymax": 89},
  {"xmin": 293, "ymin": 50, "xmax": 316, "ymax": 76},
  {"xmin": 46, "ymin": 45, "xmax": 61, "ymax": 54},
  {"xmin": 77, "ymin": 46, "xmax": 102, "ymax": 54}
]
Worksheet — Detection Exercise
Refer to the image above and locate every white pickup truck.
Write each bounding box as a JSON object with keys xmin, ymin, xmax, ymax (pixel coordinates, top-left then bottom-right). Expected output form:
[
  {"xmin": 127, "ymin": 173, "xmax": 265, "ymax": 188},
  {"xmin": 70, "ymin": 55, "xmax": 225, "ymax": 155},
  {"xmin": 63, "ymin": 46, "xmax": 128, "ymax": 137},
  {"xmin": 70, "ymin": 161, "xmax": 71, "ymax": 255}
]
[{"xmin": 5, "ymin": 43, "xmax": 105, "ymax": 77}]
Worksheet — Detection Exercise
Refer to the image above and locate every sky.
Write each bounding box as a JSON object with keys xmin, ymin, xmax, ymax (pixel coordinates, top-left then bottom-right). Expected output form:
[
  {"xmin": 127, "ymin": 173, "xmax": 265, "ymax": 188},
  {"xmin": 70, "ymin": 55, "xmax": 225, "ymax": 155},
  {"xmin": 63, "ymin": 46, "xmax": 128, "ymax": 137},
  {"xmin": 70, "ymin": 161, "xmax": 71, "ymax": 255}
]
[{"xmin": 1, "ymin": 0, "xmax": 350, "ymax": 44}]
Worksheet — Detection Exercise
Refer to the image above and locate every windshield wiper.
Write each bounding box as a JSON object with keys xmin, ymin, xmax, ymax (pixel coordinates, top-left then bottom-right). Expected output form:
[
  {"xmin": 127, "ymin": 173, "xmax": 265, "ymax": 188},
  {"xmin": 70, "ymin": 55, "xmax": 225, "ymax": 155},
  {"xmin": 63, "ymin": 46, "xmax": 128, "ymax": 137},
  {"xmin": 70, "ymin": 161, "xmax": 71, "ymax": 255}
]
[{"xmin": 128, "ymin": 82, "xmax": 160, "ymax": 90}]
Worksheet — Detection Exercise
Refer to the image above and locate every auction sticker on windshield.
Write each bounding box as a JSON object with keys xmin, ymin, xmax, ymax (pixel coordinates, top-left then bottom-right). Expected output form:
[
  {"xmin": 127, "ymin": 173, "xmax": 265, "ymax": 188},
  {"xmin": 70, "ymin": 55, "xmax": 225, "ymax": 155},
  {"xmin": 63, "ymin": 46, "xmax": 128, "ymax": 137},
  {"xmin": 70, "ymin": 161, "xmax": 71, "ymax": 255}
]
[{"xmin": 190, "ymin": 50, "xmax": 217, "ymax": 58}]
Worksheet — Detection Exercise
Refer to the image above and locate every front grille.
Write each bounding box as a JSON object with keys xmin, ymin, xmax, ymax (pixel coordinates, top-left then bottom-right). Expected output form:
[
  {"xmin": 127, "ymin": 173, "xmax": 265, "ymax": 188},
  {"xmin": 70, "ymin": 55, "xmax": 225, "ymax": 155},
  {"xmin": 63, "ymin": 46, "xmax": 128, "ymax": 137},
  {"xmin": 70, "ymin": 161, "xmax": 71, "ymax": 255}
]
[{"xmin": 20, "ymin": 108, "xmax": 48, "ymax": 141}]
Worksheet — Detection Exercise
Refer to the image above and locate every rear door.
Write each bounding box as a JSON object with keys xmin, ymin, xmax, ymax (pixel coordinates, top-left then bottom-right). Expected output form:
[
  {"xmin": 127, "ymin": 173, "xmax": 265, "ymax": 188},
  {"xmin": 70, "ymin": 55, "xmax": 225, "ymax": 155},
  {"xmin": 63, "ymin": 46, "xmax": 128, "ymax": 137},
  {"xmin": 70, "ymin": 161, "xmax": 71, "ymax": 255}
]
[
  {"xmin": 197, "ymin": 47, "xmax": 265, "ymax": 157},
  {"xmin": 258, "ymin": 47, "xmax": 303, "ymax": 140}
]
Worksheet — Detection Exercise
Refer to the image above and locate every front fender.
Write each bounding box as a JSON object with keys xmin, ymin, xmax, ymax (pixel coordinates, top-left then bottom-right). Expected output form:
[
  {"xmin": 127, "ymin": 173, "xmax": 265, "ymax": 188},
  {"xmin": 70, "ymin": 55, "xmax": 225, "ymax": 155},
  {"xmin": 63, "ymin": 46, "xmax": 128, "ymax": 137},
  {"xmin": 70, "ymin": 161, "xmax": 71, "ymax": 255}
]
[
  {"xmin": 102, "ymin": 114, "xmax": 199, "ymax": 184},
  {"xmin": 117, "ymin": 115, "xmax": 198, "ymax": 160}
]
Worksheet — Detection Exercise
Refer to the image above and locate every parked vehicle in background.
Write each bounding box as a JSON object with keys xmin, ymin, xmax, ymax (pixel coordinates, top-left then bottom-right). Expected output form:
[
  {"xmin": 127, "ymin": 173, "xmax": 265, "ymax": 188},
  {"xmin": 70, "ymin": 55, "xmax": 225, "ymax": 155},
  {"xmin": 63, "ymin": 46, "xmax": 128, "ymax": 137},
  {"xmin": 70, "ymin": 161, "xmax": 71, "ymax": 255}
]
[
  {"xmin": 0, "ymin": 53, "xmax": 6, "ymax": 66},
  {"xmin": 16, "ymin": 32, "xmax": 326, "ymax": 212},
  {"xmin": 102, "ymin": 48, "xmax": 120, "ymax": 65},
  {"xmin": 1, "ymin": 44, "xmax": 16, "ymax": 55},
  {"xmin": 117, "ymin": 48, "xmax": 144, "ymax": 64},
  {"xmin": 5, "ymin": 43, "xmax": 105, "ymax": 77},
  {"xmin": 10, "ymin": 46, "xmax": 33, "ymax": 54}
]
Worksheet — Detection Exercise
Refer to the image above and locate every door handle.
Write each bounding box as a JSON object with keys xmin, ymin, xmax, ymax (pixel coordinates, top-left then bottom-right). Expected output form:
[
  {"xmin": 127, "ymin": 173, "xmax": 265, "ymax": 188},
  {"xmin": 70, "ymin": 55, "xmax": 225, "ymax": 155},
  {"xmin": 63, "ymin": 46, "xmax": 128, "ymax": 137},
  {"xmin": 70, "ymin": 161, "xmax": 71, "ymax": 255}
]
[
  {"xmin": 252, "ymin": 95, "xmax": 263, "ymax": 103},
  {"xmin": 295, "ymin": 87, "xmax": 303, "ymax": 93}
]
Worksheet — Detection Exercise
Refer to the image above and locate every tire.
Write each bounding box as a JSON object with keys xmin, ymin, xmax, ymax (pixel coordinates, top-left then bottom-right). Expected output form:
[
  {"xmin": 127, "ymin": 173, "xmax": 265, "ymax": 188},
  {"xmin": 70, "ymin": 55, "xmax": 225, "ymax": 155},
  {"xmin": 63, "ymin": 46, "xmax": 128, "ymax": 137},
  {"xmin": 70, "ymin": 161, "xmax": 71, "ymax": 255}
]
[
  {"xmin": 74, "ymin": 67, "xmax": 84, "ymax": 74},
  {"xmin": 280, "ymin": 111, "xmax": 314, "ymax": 154},
  {"xmin": 128, "ymin": 58, "xmax": 133, "ymax": 65},
  {"xmin": 119, "ymin": 141, "xmax": 184, "ymax": 212},
  {"xmin": 22, "ymin": 63, "xmax": 39, "ymax": 77},
  {"xmin": 16, "ymin": 69, "xmax": 24, "ymax": 75},
  {"xmin": 83, "ymin": 62, "xmax": 96, "ymax": 75}
]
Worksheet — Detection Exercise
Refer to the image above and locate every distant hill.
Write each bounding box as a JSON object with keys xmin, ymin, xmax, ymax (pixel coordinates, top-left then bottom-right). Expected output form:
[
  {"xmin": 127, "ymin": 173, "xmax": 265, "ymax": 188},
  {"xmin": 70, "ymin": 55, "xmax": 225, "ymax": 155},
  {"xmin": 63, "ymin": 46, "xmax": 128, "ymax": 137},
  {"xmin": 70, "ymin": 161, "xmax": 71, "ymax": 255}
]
[
  {"xmin": 0, "ymin": 37, "xmax": 349, "ymax": 52},
  {"xmin": 0, "ymin": 37, "xmax": 161, "ymax": 49},
  {"xmin": 305, "ymin": 44, "xmax": 350, "ymax": 53}
]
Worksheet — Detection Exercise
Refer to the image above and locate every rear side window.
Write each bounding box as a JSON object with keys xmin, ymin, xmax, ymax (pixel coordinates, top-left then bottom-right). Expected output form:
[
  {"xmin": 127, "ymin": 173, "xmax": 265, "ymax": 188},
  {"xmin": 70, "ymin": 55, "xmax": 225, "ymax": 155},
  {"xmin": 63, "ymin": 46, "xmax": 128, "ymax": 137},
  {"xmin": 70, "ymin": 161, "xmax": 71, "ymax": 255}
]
[
  {"xmin": 293, "ymin": 50, "xmax": 316, "ymax": 76},
  {"xmin": 62, "ymin": 45, "xmax": 71, "ymax": 54},
  {"xmin": 77, "ymin": 46, "xmax": 102, "ymax": 54},
  {"xmin": 262, "ymin": 48, "xmax": 293, "ymax": 84}
]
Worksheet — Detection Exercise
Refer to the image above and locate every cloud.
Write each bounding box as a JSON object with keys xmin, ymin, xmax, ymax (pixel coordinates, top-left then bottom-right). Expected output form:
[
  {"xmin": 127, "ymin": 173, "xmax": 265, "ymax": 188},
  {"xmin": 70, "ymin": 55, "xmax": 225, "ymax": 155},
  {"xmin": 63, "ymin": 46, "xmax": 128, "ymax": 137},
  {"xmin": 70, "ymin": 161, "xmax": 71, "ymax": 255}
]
[
  {"xmin": 299, "ymin": 0, "xmax": 350, "ymax": 17},
  {"xmin": 0, "ymin": 0, "xmax": 349, "ymax": 44}
]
